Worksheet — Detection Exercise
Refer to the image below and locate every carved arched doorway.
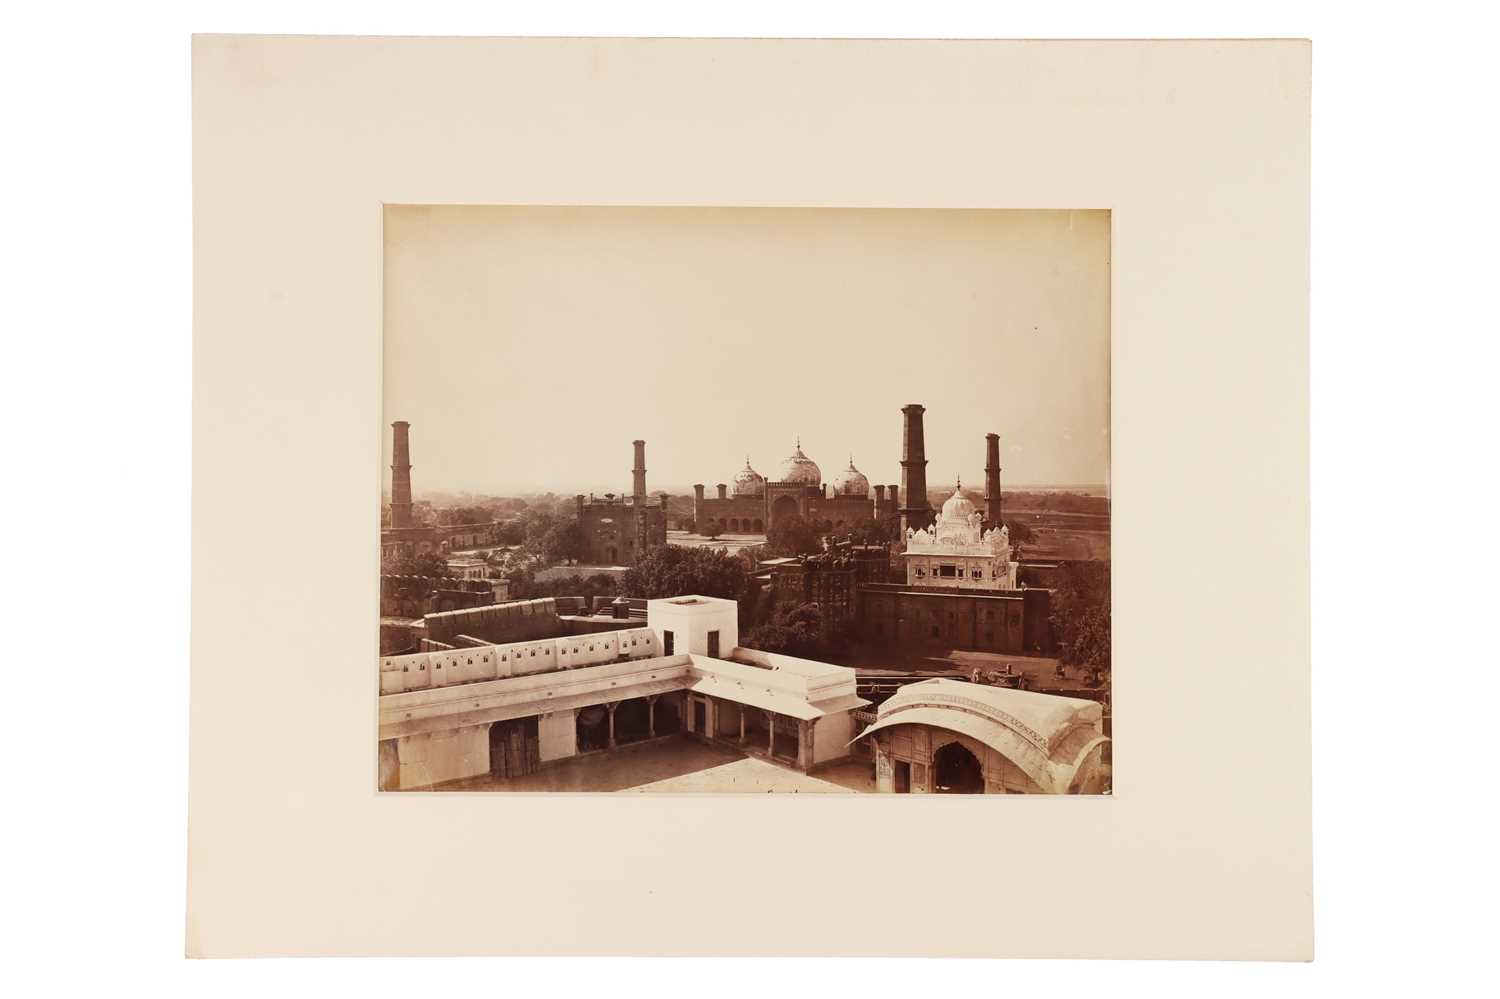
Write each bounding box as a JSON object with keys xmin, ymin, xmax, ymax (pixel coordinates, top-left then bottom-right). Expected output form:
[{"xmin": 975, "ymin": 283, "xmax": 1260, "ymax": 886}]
[{"xmin": 933, "ymin": 741, "xmax": 984, "ymax": 794}]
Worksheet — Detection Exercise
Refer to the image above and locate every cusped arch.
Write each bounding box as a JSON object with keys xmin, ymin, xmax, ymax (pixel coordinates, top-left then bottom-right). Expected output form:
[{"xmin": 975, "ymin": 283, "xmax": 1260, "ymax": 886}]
[
  {"xmin": 854, "ymin": 707, "xmax": 1061, "ymax": 792},
  {"xmin": 931, "ymin": 738, "xmax": 985, "ymax": 793}
]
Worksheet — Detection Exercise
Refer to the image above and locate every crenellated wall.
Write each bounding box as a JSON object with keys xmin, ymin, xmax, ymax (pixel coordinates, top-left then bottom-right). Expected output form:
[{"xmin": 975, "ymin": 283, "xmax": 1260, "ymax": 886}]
[{"xmin": 379, "ymin": 625, "xmax": 663, "ymax": 695}]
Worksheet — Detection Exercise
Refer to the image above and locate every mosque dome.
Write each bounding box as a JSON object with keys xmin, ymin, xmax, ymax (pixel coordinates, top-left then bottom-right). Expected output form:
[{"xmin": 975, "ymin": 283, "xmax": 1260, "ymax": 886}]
[
  {"xmin": 940, "ymin": 480, "xmax": 977, "ymax": 523},
  {"xmin": 774, "ymin": 441, "xmax": 823, "ymax": 485},
  {"xmin": 831, "ymin": 457, "xmax": 870, "ymax": 497},
  {"xmin": 733, "ymin": 457, "xmax": 766, "ymax": 497}
]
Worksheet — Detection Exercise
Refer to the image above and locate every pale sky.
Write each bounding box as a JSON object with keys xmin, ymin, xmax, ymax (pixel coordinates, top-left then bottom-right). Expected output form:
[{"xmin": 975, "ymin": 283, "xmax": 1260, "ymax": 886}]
[{"xmin": 383, "ymin": 206, "xmax": 1109, "ymax": 498}]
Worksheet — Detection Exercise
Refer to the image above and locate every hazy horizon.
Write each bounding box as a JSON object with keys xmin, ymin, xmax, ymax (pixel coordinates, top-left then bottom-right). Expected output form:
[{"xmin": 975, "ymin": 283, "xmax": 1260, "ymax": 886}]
[{"xmin": 384, "ymin": 206, "xmax": 1110, "ymax": 498}]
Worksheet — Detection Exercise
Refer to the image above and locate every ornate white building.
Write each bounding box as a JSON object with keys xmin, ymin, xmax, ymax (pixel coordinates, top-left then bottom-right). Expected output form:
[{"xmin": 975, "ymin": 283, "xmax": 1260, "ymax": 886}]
[{"xmin": 902, "ymin": 480, "xmax": 1019, "ymax": 590}]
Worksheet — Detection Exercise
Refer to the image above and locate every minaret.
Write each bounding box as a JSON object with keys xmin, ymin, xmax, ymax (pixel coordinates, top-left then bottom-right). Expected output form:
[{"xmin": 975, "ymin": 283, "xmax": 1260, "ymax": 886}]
[
  {"xmin": 632, "ymin": 440, "xmax": 647, "ymax": 501},
  {"xmin": 984, "ymin": 432, "xmax": 1002, "ymax": 529},
  {"xmin": 899, "ymin": 404, "xmax": 934, "ymax": 533},
  {"xmin": 390, "ymin": 421, "xmax": 413, "ymax": 528}
]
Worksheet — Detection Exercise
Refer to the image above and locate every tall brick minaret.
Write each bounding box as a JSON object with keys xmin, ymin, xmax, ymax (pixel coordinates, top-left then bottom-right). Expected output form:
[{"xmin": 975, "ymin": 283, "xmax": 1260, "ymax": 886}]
[
  {"xmin": 984, "ymin": 432, "xmax": 1002, "ymax": 529},
  {"xmin": 632, "ymin": 440, "xmax": 648, "ymax": 501},
  {"xmin": 899, "ymin": 404, "xmax": 934, "ymax": 533},
  {"xmin": 390, "ymin": 421, "xmax": 414, "ymax": 528}
]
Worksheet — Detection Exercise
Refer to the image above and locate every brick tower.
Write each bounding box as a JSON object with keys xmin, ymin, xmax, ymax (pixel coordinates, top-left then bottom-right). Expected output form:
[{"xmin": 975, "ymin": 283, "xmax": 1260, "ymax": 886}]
[
  {"xmin": 632, "ymin": 439, "xmax": 647, "ymax": 501},
  {"xmin": 899, "ymin": 404, "xmax": 934, "ymax": 533},
  {"xmin": 984, "ymin": 432, "xmax": 1002, "ymax": 529},
  {"xmin": 390, "ymin": 421, "xmax": 414, "ymax": 528}
]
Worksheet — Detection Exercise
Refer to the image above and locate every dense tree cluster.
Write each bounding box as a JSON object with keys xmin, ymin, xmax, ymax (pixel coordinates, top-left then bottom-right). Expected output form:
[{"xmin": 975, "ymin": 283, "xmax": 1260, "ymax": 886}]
[
  {"xmin": 765, "ymin": 513, "xmax": 823, "ymax": 556},
  {"xmin": 435, "ymin": 505, "xmax": 494, "ymax": 526},
  {"xmin": 742, "ymin": 601, "xmax": 824, "ymax": 657},
  {"xmin": 510, "ymin": 571, "xmax": 620, "ymax": 603},
  {"xmin": 844, "ymin": 515, "xmax": 901, "ymax": 546},
  {"xmin": 1049, "ymin": 560, "xmax": 1111, "ymax": 684},
  {"xmin": 741, "ymin": 598, "xmax": 860, "ymax": 660},
  {"xmin": 538, "ymin": 519, "xmax": 584, "ymax": 565},
  {"xmin": 621, "ymin": 545, "xmax": 748, "ymax": 603},
  {"xmin": 383, "ymin": 551, "xmax": 452, "ymax": 578}
]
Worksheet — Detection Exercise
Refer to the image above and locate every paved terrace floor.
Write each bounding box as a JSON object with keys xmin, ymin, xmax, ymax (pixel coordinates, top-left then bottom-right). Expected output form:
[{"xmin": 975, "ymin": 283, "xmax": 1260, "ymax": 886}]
[{"xmin": 433, "ymin": 735, "xmax": 875, "ymax": 793}]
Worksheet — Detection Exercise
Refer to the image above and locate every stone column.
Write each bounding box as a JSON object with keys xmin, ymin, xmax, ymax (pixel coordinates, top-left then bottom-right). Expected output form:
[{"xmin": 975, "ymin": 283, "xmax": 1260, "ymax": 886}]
[
  {"xmin": 738, "ymin": 710, "xmax": 747, "ymax": 744},
  {"xmin": 796, "ymin": 719, "xmax": 812, "ymax": 771},
  {"xmin": 647, "ymin": 695, "xmax": 657, "ymax": 738},
  {"xmin": 606, "ymin": 701, "xmax": 618, "ymax": 750},
  {"xmin": 766, "ymin": 711, "xmax": 776, "ymax": 757}
]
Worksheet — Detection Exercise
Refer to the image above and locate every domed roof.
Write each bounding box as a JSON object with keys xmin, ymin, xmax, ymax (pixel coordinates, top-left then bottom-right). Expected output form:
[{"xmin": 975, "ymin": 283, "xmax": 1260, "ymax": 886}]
[
  {"xmin": 941, "ymin": 479, "xmax": 977, "ymax": 522},
  {"xmin": 774, "ymin": 440, "xmax": 822, "ymax": 485},
  {"xmin": 831, "ymin": 456, "xmax": 870, "ymax": 497},
  {"xmin": 733, "ymin": 457, "xmax": 766, "ymax": 497}
]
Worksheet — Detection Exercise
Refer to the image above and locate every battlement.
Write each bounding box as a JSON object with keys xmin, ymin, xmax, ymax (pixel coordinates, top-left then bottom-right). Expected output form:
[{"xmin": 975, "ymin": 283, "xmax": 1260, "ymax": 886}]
[{"xmin": 379, "ymin": 625, "xmax": 663, "ymax": 695}]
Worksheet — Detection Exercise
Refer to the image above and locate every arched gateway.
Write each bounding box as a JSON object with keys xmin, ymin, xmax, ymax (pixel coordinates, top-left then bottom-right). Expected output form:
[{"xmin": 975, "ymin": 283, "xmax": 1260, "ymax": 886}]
[
  {"xmin": 932, "ymin": 741, "xmax": 984, "ymax": 793},
  {"xmin": 855, "ymin": 678, "xmax": 1110, "ymax": 795}
]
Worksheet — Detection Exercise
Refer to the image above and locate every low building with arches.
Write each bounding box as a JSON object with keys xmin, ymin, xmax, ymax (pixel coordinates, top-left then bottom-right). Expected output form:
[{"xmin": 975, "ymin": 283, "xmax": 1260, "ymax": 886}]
[
  {"xmin": 853, "ymin": 678, "xmax": 1109, "ymax": 794},
  {"xmin": 377, "ymin": 594, "xmax": 871, "ymax": 790}
]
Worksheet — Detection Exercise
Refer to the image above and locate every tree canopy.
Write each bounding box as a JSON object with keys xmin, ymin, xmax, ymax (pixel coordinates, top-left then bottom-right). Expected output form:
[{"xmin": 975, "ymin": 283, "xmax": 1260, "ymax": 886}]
[
  {"xmin": 1049, "ymin": 560, "xmax": 1111, "ymax": 680},
  {"xmin": 514, "ymin": 572, "xmax": 620, "ymax": 602},
  {"xmin": 742, "ymin": 601, "xmax": 825, "ymax": 658},
  {"xmin": 383, "ymin": 551, "xmax": 452, "ymax": 578},
  {"xmin": 845, "ymin": 515, "xmax": 900, "ymax": 547},
  {"xmin": 621, "ymin": 544, "xmax": 747, "ymax": 602},
  {"xmin": 766, "ymin": 514, "xmax": 823, "ymax": 556},
  {"xmin": 539, "ymin": 519, "xmax": 584, "ymax": 565},
  {"xmin": 436, "ymin": 505, "xmax": 493, "ymax": 526}
]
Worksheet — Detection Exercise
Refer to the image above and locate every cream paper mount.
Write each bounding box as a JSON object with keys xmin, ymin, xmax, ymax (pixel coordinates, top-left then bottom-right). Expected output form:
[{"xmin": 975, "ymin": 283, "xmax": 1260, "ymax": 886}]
[{"xmin": 190, "ymin": 36, "xmax": 1311, "ymax": 959}]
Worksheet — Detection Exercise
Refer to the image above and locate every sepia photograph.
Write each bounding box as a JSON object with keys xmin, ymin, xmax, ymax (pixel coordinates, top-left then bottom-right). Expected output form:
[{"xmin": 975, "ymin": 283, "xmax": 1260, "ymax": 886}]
[
  {"xmin": 378, "ymin": 205, "xmax": 1112, "ymax": 794},
  {"xmin": 23, "ymin": 0, "xmax": 1500, "ymax": 986}
]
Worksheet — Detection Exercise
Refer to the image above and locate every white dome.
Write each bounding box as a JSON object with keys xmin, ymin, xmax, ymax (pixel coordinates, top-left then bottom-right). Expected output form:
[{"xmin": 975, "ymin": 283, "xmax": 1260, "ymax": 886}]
[
  {"xmin": 774, "ymin": 442, "xmax": 822, "ymax": 485},
  {"xmin": 831, "ymin": 457, "xmax": 870, "ymax": 497},
  {"xmin": 940, "ymin": 480, "xmax": 977, "ymax": 523},
  {"xmin": 733, "ymin": 457, "xmax": 766, "ymax": 497}
]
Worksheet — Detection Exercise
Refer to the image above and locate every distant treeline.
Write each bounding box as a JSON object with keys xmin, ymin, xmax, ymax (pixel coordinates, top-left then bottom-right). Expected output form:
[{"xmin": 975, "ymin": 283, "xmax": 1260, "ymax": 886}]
[
  {"xmin": 1002, "ymin": 491, "xmax": 1110, "ymax": 516},
  {"xmin": 921, "ymin": 488, "xmax": 1109, "ymax": 517}
]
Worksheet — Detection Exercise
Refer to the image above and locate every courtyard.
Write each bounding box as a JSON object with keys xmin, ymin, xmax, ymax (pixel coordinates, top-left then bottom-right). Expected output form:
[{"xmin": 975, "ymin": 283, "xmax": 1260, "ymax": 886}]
[{"xmin": 434, "ymin": 735, "xmax": 875, "ymax": 793}]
